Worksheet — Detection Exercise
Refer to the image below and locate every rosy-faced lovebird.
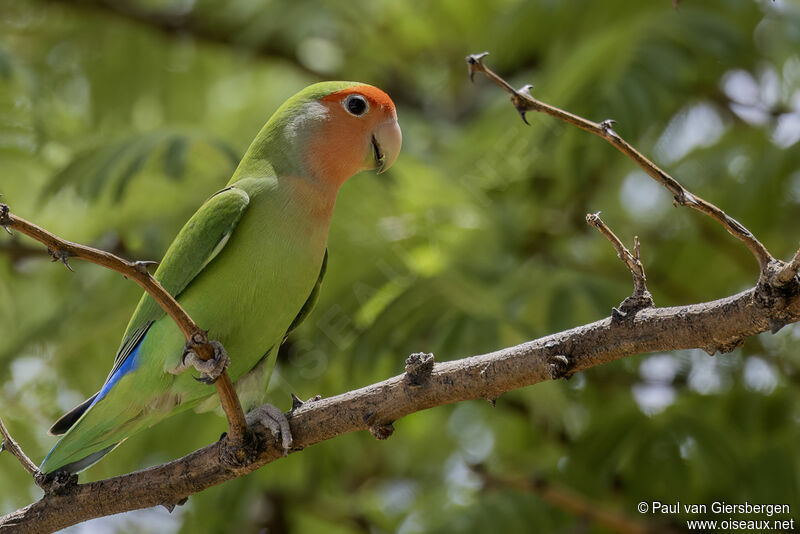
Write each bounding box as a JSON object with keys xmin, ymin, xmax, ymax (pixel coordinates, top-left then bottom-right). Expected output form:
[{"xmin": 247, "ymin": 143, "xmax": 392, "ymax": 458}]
[{"xmin": 40, "ymin": 82, "xmax": 402, "ymax": 474}]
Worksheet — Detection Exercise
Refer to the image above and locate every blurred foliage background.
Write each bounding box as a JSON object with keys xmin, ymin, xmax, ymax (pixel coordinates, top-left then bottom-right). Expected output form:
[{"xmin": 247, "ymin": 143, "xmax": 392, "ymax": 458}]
[{"xmin": 1, "ymin": 0, "xmax": 800, "ymax": 532}]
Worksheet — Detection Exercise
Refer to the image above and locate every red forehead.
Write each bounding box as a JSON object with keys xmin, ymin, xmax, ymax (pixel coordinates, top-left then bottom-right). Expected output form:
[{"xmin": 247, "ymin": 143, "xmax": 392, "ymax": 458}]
[{"xmin": 321, "ymin": 84, "xmax": 396, "ymax": 112}]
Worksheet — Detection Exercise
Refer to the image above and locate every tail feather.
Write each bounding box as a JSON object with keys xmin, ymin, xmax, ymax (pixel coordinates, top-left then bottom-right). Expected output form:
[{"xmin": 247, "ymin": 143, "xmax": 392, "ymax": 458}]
[
  {"xmin": 41, "ymin": 441, "xmax": 122, "ymax": 475},
  {"xmin": 48, "ymin": 393, "xmax": 99, "ymax": 436}
]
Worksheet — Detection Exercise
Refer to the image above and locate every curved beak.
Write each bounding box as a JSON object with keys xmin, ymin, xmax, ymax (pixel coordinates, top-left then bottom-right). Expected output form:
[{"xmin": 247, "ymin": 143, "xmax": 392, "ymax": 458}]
[{"xmin": 369, "ymin": 118, "xmax": 402, "ymax": 174}]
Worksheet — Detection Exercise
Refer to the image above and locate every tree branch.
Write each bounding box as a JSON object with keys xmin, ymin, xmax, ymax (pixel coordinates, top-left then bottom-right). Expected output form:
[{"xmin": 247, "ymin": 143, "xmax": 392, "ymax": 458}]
[
  {"xmin": 2, "ymin": 281, "xmax": 800, "ymax": 532},
  {"xmin": 466, "ymin": 52, "xmax": 776, "ymax": 275},
  {"xmin": 0, "ymin": 202, "xmax": 248, "ymax": 444},
  {"xmin": 2, "ymin": 50, "xmax": 799, "ymax": 534}
]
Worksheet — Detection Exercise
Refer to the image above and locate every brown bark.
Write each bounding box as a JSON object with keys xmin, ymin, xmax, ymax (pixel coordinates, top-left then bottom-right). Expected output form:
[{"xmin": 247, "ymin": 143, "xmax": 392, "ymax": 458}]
[
  {"xmin": 2, "ymin": 52, "xmax": 799, "ymax": 534},
  {"xmin": 1, "ymin": 280, "xmax": 799, "ymax": 533}
]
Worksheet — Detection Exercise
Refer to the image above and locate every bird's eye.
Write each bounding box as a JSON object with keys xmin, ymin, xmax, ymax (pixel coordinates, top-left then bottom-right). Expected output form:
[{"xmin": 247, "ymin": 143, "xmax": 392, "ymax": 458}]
[{"xmin": 343, "ymin": 94, "xmax": 369, "ymax": 116}]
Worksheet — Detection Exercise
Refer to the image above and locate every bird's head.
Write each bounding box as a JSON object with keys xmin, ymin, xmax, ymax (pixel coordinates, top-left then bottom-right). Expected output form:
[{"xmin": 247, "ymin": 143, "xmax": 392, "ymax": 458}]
[{"xmin": 244, "ymin": 81, "xmax": 401, "ymax": 190}]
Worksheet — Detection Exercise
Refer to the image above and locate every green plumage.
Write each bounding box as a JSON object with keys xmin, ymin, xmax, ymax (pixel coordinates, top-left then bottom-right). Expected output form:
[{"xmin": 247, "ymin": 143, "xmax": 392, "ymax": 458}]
[{"xmin": 40, "ymin": 82, "xmax": 362, "ymax": 474}]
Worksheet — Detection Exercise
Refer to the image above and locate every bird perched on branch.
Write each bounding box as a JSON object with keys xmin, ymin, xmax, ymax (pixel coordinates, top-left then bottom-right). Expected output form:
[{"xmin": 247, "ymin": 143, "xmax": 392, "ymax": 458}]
[{"xmin": 40, "ymin": 82, "xmax": 402, "ymax": 474}]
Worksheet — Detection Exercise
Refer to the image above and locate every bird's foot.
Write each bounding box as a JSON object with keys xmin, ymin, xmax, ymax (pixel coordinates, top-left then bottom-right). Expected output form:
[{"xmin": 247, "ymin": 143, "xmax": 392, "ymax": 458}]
[
  {"xmin": 246, "ymin": 403, "xmax": 292, "ymax": 456},
  {"xmin": 170, "ymin": 340, "xmax": 230, "ymax": 384}
]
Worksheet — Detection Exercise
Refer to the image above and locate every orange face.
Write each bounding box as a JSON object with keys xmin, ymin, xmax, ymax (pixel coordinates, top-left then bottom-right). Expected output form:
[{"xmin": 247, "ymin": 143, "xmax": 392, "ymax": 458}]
[{"xmin": 306, "ymin": 84, "xmax": 402, "ymax": 189}]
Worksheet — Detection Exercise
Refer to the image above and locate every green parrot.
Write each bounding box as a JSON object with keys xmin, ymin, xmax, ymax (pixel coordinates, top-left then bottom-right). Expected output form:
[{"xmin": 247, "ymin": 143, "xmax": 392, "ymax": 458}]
[{"xmin": 39, "ymin": 82, "xmax": 402, "ymax": 474}]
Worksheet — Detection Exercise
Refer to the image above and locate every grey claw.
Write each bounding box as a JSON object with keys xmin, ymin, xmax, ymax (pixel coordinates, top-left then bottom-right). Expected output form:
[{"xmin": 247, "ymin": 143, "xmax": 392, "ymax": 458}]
[
  {"xmin": 246, "ymin": 403, "xmax": 293, "ymax": 455},
  {"xmin": 171, "ymin": 340, "xmax": 230, "ymax": 383}
]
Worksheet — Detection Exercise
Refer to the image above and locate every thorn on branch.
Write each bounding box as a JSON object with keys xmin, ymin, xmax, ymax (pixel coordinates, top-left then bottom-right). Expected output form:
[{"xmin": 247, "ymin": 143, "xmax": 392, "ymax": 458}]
[
  {"xmin": 133, "ymin": 260, "xmax": 158, "ymax": 274},
  {"xmin": 290, "ymin": 393, "xmax": 321, "ymax": 413},
  {"xmin": 611, "ymin": 307, "xmax": 628, "ymax": 321},
  {"xmin": 405, "ymin": 352, "xmax": 434, "ymax": 386},
  {"xmin": 548, "ymin": 354, "xmax": 574, "ymax": 380},
  {"xmin": 466, "ymin": 51, "xmax": 489, "ymax": 82},
  {"xmin": 47, "ymin": 247, "xmax": 73, "ymax": 272},
  {"xmin": 599, "ymin": 119, "xmax": 619, "ymax": 139},
  {"xmin": 291, "ymin": 393, "xmax": 304, "ymax": 411},
  {"xmin": 513, "ymin": 84, "xmax": 534, "ymax": 125},
  {"xmin": 162, "ymin": 497, "xmax": 188, "ymax": 513},
  {"xmin": 769, "ymin": 317, "xmax": 788, "ymax": 334}
]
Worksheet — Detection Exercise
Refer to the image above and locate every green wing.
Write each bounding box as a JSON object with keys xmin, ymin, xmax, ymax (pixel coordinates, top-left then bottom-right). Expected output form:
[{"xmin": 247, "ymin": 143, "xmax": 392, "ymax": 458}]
[
  {"xmin": 286, "ymin": 249, "xmax": 327, "ymax": 337},
  {"xmin": 107, "ymin": 185, "xmax": 250, "ymax": 381},
  {"xmin": 50, "ymin": 185, "xmax": 251, "ymax": 435}
]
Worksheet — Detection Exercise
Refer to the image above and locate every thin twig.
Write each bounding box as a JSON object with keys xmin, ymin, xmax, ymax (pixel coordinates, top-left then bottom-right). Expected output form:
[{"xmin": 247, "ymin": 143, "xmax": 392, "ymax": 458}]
[
  {"xmin": 586, "ymin": 212, "xmax": 649, "ymax": 298},
  {"xmin": 466, "ymin": 52, "xmax": 775, "ymax": 274},
  {"xmin": 777, "ymin": 247, "xmax": 800, "ymax": 284},
  {"xmin": 0, "ymin": 417, "xmax": 39, "ymax": 478},
  {"xmin": 0, "ymin": 203, "xmax": 248, "ymax": 443}
]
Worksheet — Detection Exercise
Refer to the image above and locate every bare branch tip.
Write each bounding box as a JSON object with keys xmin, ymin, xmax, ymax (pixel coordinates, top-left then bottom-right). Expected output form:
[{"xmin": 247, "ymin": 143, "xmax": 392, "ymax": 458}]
[
  {"xmin": 466, "ymin": 51, "xmax": 489, "ymax": 82},
  {"xmin": 0, "ymin": 416, "xmax": 39, "ymax": 478},
  {"xmin": 585, "ymin": 212, "xmax": 601, "ymax": 226}
]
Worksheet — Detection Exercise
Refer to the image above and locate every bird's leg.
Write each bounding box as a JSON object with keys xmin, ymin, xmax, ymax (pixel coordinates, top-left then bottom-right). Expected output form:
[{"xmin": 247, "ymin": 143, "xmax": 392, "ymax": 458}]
[
  {"xmin": 245, "ymin": 404, "xmax": 292, "ymax": 456},
  {"xmin": 170, "ymin": 340, "xmax": 230, "ymax": 384}
]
